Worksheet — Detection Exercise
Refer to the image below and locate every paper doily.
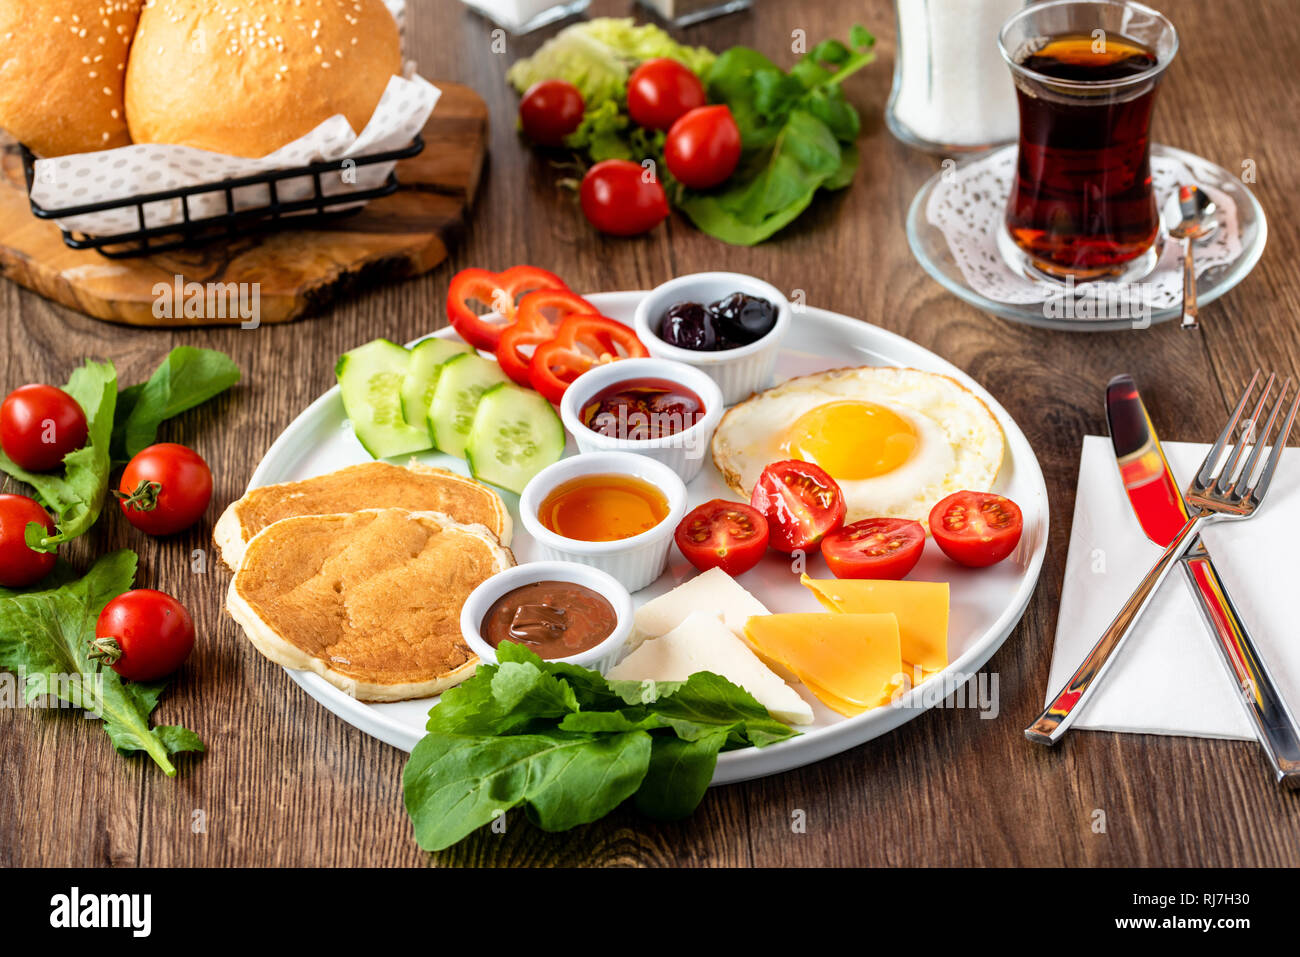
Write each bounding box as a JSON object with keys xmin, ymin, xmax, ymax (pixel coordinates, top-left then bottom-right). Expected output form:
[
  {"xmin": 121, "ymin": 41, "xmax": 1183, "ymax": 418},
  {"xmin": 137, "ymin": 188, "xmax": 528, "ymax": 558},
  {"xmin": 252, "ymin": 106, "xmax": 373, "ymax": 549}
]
[{"xmin": 926, "ymin": 146, "xmax": 1243, "ymax": 310}]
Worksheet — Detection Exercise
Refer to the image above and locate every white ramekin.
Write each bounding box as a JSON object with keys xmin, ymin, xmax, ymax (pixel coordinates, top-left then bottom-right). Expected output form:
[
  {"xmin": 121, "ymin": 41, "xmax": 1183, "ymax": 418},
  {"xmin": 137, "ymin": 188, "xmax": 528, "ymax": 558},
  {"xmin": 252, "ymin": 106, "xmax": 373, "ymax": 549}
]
[
  {"xmin": 461, "ymin": 561, "xmax": 634, "ymax": 674},
  {"xmin": 633, "ymin": 272, "xmax": 791, "ymax": 405},
  {"xmin": 559, "ymin": 357, "xmax": 724, "ymax": 484},
  {"xmin": 519, "ymin": 451, "xmax": 688, "ymax": 593}
]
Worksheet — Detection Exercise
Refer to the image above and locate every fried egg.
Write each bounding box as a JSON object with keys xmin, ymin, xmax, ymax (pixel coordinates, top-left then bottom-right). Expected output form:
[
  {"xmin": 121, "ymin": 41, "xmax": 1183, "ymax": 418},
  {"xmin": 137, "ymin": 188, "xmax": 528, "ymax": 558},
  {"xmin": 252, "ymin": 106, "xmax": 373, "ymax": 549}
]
[{"xmin": 711, "ymin": 367, "xmax": 1005, "ymax": 524}]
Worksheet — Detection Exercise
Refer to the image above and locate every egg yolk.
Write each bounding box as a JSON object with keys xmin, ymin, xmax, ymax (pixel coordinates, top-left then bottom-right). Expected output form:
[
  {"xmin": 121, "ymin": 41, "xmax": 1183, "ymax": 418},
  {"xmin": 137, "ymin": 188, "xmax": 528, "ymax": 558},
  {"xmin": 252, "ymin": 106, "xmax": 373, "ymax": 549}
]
[{"xmin": 780, "ymin": 401, "xmax": 919, "ymax": 479}]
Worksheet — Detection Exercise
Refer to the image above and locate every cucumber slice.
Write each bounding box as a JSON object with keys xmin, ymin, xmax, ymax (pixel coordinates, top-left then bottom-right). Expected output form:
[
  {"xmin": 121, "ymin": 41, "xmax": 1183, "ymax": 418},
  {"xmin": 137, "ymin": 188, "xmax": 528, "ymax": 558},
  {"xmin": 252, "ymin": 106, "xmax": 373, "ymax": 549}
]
[
  {"xmin": 429, "ymin": 352, "xmax": 509, "ymax": 459},
  {"xmin": 400, "ymin": 337, "xmax": 473, "ymax": 434},
  {"xmin": 466, "ymin": 383, "xmax": 565, "ymax": 494},
  {"xmin": 336, "ymin": 339, "xmax": 433, "ymax": 459}
]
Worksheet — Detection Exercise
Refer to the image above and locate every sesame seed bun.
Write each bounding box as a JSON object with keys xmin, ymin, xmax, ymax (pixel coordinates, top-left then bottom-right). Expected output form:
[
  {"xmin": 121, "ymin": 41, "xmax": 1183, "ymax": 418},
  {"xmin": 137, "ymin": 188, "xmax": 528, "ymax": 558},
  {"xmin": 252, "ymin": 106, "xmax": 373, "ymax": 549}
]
[
  {"xmin": 0, "ymin": 1, "xmax": 142, "ymax": 157},
  {"xmin": 124, "ymin": 0, "xmax": 401, "ymax": 158}
]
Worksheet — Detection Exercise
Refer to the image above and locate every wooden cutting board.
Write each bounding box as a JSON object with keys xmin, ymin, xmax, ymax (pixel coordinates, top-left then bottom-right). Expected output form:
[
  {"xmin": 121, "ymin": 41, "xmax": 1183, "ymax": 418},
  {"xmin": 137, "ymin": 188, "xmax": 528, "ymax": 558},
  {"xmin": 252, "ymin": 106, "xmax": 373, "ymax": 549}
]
[{"xmin": 0, "ymin": 82, "xmax": 488, "ymax": 327}]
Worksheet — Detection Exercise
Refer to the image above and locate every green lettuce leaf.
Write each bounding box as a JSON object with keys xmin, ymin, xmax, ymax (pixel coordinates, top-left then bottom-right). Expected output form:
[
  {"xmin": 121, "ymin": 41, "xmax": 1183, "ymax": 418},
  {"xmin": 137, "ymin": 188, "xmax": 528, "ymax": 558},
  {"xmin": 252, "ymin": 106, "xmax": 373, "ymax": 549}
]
[
  {"xmin": 0, "ymin": 550, "xmax": 203, "ymax": 776},
  {"xmin": 112, "ymin": 346, "xmax": 240, "ymax": 461},
  {"xmin": 0, "ymin": 360, "xmax": 117, "ymax": 551}
]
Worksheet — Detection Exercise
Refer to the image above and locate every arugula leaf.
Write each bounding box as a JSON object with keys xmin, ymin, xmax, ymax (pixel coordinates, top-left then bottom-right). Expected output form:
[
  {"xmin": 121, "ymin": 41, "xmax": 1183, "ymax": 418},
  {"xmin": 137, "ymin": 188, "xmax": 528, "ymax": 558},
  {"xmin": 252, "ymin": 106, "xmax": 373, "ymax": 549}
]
[
  {"xmin": 0, "ymin": 360, "xmax": 117, "ymax": 551},
  {"xmin": 404, "ymin": 731, "xmax": 652, "ymax": 851},
  {"xmin": 111, "ymin": 346, "xmax": 241, "ymax": 461},
  {"xmin": 672, "ymin": 28, "xmax": 875, "ymax": 246},
  {"xmin": 634, "ymin": 731, "xmax": 728, "ymax": 820},
  {"xmin": 0, "ymin": 551, "xmax": 203, "ymax": 776},
  {"xmin": 403, "ymin": 642, "xmax": 798, "ymax": 849}
]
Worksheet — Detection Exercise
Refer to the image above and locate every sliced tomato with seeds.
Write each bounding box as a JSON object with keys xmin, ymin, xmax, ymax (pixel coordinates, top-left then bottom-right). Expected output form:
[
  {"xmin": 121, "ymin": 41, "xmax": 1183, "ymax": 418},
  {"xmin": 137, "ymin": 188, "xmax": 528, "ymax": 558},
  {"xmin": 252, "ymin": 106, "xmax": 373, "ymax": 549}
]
[
  {"xmin": 528, "ymin": 315, "xmax": 649, "ymax": 404},
  {"xmin": 821, "ymin": 518, "xmax": 926, "ymax": 580},
  {"xmin": 749, "ymin": 460, "xmax": 846, "ymax": 554},
  {"xmin": 446, "ymin": 265, "xmax": 569, "ymax": 351},
  {"xmin": 495, "ymin": 288, "xmax": 602, "ymax": 386},
  {"xmin": 928, "ymin": 490, "xmax": 1023, "ymax": 568},
  {"xmin": 674, "ymin": 499, "xmax": 770, "ymax": 576}
]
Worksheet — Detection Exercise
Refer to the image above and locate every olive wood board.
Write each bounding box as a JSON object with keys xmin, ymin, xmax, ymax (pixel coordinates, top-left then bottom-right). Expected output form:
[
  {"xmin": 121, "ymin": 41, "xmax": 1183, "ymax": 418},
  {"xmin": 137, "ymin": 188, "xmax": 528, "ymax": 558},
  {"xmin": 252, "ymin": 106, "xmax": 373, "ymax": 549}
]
[{"xmin": 0, "ymin": 82, "xmax": 488, "ymax": 328}]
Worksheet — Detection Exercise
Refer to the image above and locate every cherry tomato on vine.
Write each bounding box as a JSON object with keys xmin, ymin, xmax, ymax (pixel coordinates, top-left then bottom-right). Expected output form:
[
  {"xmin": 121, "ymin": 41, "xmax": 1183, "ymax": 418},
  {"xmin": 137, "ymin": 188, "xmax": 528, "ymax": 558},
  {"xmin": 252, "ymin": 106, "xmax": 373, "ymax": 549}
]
[
  {"xmin": 519, "ymin": 79, "xmax": 585, "ymax": 147},
  {"xmin": 92, "ymin": 589, "xmax": 195, "ymax": 681},
  {"xmin": 0, "ymin": 493, "xmax": 55, "ymax": 588},
  {"xmin": 0, "ymin": 384, "xmax": 88, "ymax": 472},
  {"xmin": 579, "ymin": 159, "xmax": 669, "ymax": 236},
  {"xmin": 117, "ymin": 443, "xmax": 213, "ymax": 536},
  {"xmin": 627, "ymin": 58, "xmax": 706, "ymax": 130}
]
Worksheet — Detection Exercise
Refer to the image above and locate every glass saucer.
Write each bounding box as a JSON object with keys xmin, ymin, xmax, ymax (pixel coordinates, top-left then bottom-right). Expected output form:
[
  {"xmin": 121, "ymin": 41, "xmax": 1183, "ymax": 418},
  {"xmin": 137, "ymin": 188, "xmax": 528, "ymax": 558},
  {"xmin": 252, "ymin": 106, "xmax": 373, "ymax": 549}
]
[{"xmin": 905, "ymin": 144, "xmax": 1268, "ymax": 331}]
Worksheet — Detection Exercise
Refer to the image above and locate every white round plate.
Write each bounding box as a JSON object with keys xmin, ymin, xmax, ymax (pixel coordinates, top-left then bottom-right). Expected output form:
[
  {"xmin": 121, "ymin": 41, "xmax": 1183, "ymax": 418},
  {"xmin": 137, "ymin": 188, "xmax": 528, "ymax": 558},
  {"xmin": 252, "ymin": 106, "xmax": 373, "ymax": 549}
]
[{"xmin": 245, "ymin": 292, "xmax": 1049, "ymax": 785}]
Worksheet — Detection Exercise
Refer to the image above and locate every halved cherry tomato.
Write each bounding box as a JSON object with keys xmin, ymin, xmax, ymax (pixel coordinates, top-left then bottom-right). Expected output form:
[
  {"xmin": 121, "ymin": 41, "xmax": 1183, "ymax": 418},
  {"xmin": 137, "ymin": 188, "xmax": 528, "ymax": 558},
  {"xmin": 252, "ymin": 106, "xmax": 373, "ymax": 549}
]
[
  {"xmin": 627, "ymin": 58, "xmax": 706, "ymax": 131},
  {"xmin": 821, "ymin": 518, "xmax": 926, "ymax": 580},
  {"xmin": 446, "ymin": 265, "xmax": 569, "ymax": 351},
  {"xmin": 495, "ymin": 288, "xmax": 601, "ymax": 386},
  {"xmin": 528, "ymin": 315, "xmax": 649, "ymax": 404},
  {"xmin": 749, "ymin": 460, "xmax": 846, "ymax": 554},
  {"xmin": 928, "ymin": 491, "xmax": 1023, "ymax": 568},
  {"xmin": 674, "ymin": 499, "xmax": 770, "ymax": 576},
  {"xmin": 519, "ymin": 79, "xmax": 585, "ymax": 147}
]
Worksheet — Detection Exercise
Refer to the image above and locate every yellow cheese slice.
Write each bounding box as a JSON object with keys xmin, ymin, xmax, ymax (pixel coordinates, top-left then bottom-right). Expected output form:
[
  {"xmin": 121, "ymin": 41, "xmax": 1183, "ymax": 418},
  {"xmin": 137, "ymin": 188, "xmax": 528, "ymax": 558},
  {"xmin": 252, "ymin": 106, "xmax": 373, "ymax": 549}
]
[
  {"xmin": 800, "ymin": 575, "xmax": 949, "ymax": 672},
  {"xmin": 743, "ymin": 613, "xmax": 903, "ymax": 718}
]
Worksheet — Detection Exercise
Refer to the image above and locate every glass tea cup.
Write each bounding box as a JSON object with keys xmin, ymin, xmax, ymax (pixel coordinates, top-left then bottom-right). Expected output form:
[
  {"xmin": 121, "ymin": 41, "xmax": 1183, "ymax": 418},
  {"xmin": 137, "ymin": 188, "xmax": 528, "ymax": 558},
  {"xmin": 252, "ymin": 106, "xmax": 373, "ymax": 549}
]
[{"xmin": 998, "ymin": 0, "xmax": 1178, "ymax": 282}]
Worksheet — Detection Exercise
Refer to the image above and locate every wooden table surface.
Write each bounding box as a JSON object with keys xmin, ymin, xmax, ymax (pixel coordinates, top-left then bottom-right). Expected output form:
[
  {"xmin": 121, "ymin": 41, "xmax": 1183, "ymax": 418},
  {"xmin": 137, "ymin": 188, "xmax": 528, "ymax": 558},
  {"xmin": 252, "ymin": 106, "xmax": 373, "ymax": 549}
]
[{"xmin": 4, "ymin": 0, "xmax": 1300, "ymax": 868}]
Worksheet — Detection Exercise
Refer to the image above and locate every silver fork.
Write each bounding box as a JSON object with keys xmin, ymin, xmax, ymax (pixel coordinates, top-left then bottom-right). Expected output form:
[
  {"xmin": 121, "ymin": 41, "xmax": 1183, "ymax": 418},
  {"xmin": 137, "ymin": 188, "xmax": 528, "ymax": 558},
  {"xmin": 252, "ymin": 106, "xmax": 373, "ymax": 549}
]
[{"xmin": 1027, "ymin": 371, "xmax": 1300, "ymax": 745}]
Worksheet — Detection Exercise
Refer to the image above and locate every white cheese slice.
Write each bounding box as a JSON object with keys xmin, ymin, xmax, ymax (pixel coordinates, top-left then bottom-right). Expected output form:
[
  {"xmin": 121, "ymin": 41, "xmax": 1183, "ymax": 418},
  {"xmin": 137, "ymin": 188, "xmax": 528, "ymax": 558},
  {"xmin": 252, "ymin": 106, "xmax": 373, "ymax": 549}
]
[
  {"xmin": 633, "ymin": 567, "xmax": 770, "ymax": 645},
  {"xmin": 608, "ymin": 610, "xmax": 814, "ymax": 726}
]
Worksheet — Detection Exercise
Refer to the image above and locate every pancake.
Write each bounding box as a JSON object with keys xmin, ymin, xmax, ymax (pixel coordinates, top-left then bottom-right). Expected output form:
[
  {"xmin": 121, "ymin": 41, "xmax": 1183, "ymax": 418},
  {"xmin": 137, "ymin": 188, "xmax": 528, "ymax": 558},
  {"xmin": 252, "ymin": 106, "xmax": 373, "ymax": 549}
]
[
  {"xmin": 227, "ymin": 508, "xmax": 514, "ymax": 702},
  {"xmin": 215, "ymin": 461, "xmax": 512, "ymax": 569}
]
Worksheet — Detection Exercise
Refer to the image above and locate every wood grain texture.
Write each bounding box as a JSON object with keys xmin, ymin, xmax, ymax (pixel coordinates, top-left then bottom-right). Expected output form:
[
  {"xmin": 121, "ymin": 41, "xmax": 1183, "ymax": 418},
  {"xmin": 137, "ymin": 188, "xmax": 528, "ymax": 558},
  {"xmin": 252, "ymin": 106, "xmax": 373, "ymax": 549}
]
[
  {"xmin": 0, "ymin": 83, "xmax": 488, "ymax": 327},
  {"xmin": 3, "ymin": 0, "xmax": 1300, "ymax": 868}
]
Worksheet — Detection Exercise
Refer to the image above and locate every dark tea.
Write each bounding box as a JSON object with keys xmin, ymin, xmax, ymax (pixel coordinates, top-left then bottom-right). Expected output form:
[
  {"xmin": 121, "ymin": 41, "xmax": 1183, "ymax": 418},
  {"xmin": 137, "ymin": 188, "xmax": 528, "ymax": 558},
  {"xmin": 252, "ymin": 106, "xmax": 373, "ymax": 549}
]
[{"xmin": 1005, "ymin": 33, "xmax": 1163, "ymax": 278}]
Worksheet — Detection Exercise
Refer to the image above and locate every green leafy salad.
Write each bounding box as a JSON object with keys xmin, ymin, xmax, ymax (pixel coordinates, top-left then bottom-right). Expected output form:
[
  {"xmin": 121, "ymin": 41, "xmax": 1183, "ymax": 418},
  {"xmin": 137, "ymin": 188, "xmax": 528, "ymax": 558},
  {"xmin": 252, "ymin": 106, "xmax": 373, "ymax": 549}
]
[
  {"xmin": 403, "ymin": 640, "xmax": 798, "ymax": 850},
  {"xmin": 507, "ymin": 18, "xmax": 875, "ymax": 246},
  {"xmin": 0, "ymin": 347, "xmax": 239, "ymax": 775}
]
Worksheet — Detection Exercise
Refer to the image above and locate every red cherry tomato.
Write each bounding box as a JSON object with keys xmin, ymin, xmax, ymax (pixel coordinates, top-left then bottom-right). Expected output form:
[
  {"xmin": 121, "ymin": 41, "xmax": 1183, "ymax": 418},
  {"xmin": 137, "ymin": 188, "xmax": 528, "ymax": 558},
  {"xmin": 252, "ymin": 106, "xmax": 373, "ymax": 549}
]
[
  {"xmin": 821, "ymin": 518, "xmax": 927, "ymax": 580},
  {"xmin": 579, "ymin": 159, "xmax": 669, "ymax": 236},
  {"xmin": 92, "ymin": 589, "xmax": 195, "ymax": 681},
  {"xmin": 0, "ymin": 384, "xmax": 88, "ymax": 472},
  {"xmin": 749, "ymin": 460, "xmax": 846, "ymax": 554},
  {"xmin": 518, "ymin": 79, "xmax": 585, "ymax": 147},
  {"xmin": 674, "ymin": 499, "xmax": 770, "ymax": 576},
  {"xmin": 627, "ymin": 58, "xmax": 706, "ymax": 131},
  {"xmin": 664, "ymin": 105, "xmax": 742, "ymax": 189},
  {"xmin": 928, "ymin": 491, "xmax": 1024, "ymax": 568},
  {"xmin": 117, "ymin": 444, "xmax": 213, "ymax": 537},
  {"xmin": 0, "ymin": 493, "xmax": 55, "ymax": 588}
]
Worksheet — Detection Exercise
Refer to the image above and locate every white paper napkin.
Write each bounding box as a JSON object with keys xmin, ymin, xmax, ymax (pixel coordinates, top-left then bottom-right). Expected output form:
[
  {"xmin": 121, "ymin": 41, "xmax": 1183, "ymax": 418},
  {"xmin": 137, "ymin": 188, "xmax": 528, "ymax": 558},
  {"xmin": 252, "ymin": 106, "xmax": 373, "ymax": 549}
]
[{"xmin": 1048, "ymin": 435, "xmax": 1300, "ymax": 739}]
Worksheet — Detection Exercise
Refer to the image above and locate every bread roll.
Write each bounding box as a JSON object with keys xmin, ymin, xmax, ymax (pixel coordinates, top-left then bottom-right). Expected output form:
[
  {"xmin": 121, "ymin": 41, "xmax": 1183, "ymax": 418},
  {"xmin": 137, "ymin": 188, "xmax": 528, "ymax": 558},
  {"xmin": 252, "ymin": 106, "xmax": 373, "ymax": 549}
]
[
  {"xmin": 0, "ymin": 1, "xmax": 142, "ymax": 156},
  {"xmin": 125, "ymin": 0, "xmax": 401, "ymax": 158}
]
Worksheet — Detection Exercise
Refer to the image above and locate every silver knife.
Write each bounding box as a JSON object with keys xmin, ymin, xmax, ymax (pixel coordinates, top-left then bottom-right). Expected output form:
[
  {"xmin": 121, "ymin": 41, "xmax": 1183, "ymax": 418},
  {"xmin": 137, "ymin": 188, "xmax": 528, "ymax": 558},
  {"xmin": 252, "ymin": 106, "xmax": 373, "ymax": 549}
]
[{"xmin": 1107, "ymin": 374, "xmax": 1300, "ymax": 787}]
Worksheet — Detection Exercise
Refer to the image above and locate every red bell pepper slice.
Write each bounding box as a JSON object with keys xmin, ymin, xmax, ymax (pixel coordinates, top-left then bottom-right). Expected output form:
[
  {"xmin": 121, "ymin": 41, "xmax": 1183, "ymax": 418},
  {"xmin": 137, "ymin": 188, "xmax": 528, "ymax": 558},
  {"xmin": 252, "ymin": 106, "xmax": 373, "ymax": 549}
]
[
  {"xmin": 528, "ymin": 315, "xmax": 649, "ymax": 404},
  {"xmin": 446, "ymin": 265, "xmax": 568, "ymax": 351},
  {"xmin": 495, "ymin": 288, "xmax": 601, "ymax": 386}
]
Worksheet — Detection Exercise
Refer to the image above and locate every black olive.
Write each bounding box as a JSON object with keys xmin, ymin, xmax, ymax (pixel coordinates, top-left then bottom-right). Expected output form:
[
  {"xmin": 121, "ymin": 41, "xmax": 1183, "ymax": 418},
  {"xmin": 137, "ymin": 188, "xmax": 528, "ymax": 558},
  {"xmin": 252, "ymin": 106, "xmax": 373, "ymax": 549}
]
[
  {"xmin": 659, "ymin": 301, "xmax": 718, "ymax": 351},
  {"xmin": 708, "ymin": 292, "xmax": 777, "ymax": 345}
]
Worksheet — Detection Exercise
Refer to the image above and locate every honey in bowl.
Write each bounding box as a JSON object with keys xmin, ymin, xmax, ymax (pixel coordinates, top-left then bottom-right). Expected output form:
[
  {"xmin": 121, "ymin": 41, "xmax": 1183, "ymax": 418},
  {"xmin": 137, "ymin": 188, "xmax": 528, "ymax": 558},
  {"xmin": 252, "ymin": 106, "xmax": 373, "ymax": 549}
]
[{"xmin": 537, "ymin": 473, "xmax": 670, "ymax": 542}]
